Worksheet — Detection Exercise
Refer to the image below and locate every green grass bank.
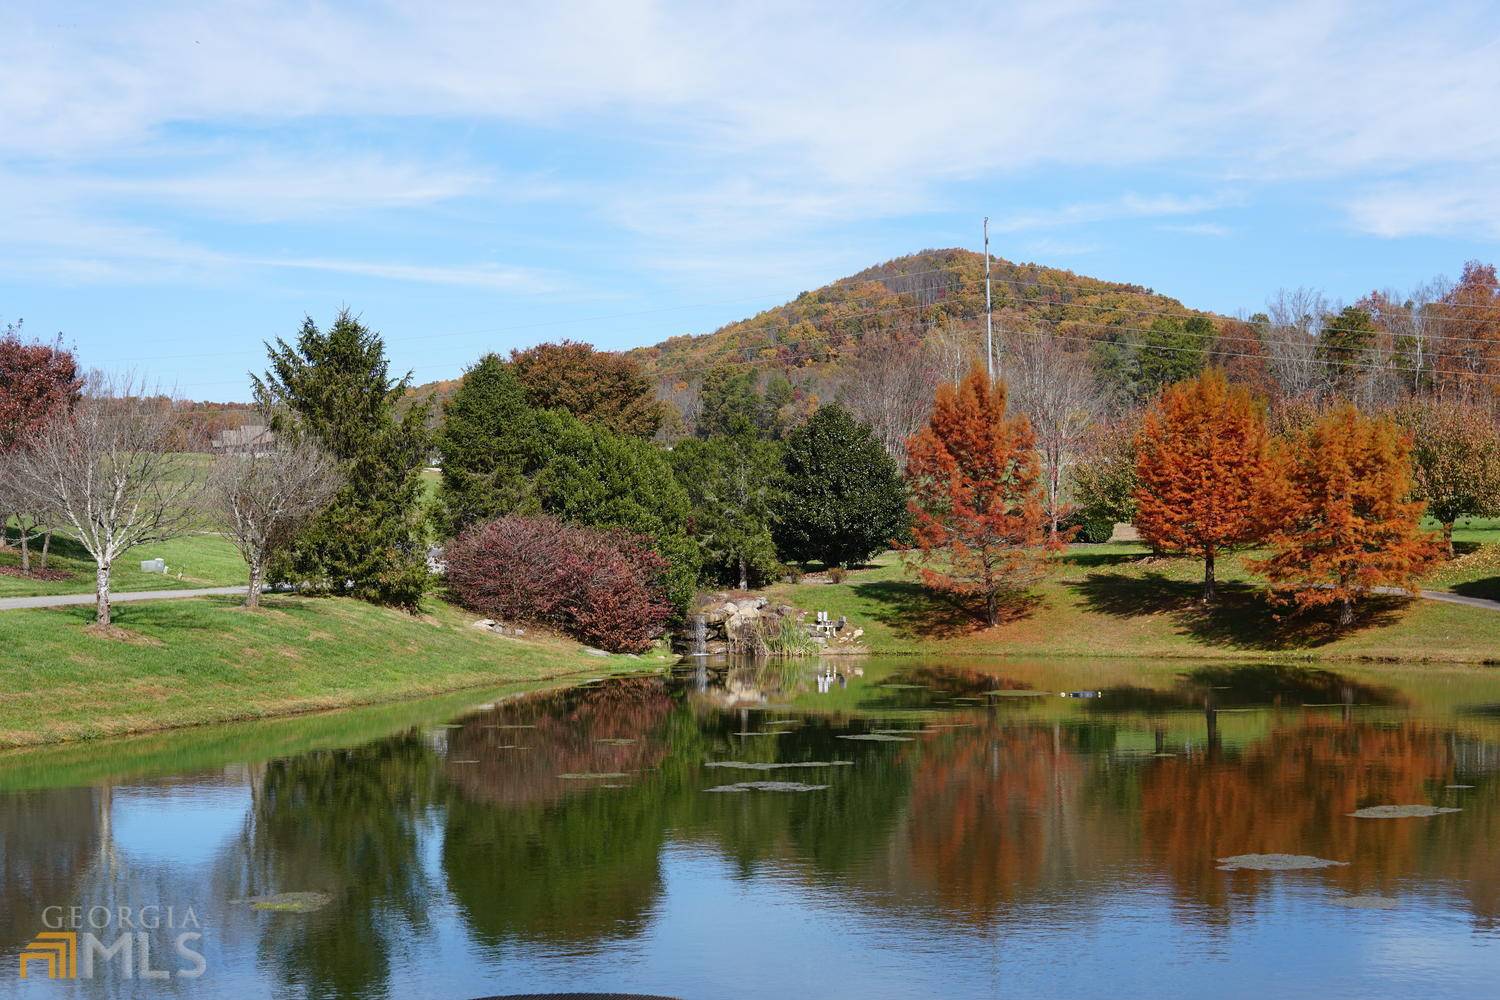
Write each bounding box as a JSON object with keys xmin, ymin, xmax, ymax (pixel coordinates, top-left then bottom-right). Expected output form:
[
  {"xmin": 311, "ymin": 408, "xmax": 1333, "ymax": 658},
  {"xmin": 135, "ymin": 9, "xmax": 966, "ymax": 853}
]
[{"xmin": 0, "ymin": 595, "xmax": 663, "ymax": 748}]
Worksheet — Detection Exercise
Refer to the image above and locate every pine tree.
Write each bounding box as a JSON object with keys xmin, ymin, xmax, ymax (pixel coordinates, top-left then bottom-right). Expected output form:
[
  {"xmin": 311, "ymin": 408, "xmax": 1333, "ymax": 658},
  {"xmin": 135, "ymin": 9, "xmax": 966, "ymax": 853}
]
[
  {"xmin": 670, "ymin": 435, "xmax": 784, "ymax": 589},
  {"xmin": 252, "ymin": 310, "xmax": 430, "ymax": 608},
  {"xmin": 1133, "ymin": 369, "xmax": 1280, "ymax": 602},
  {"xmin": 1257, "ymin": 404, "xmax": 1440, "ymax": 626},
  {"xmin": 775, "ymin": 403, "xmax": 908, "ymax": 568},
  {"xmin": 905, "ymin": 364, "xmax": 1052, "ymax": 626},
  {"xmin": 433, "ymin": 354, "xmax": 538, "ymax": 537},
  {"xmin": 529, "ymin": 409, "xmax": 700, "ymax": 614}
]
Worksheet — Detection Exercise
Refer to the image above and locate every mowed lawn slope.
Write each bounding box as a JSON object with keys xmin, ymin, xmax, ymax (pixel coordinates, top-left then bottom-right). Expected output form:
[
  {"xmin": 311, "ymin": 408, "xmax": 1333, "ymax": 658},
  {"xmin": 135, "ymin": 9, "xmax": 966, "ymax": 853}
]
[
  {"xmin": 0, "ymin": 532, "xmax": 247, "ymax": 597},
  {"xmin": 772, "ymin": 543, "xmax": 1500, "ymax": 664},
  {"xmin": 0, "ymin": 596, "xmax": 657, "ymax": 747}
]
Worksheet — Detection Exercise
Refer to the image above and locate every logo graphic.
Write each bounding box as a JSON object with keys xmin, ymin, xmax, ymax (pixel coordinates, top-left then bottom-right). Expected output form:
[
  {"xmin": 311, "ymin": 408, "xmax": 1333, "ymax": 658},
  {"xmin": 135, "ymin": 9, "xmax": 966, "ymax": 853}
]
[{"xmin": 19, "ymin": 931, "xmax": 76, "ymax": 979}]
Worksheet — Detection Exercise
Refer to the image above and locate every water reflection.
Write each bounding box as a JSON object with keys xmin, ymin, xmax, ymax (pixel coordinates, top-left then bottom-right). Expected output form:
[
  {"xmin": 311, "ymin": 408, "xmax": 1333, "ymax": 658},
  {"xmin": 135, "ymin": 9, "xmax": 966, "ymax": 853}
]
[{"xmin": 2, "ymin": 658, "xmax": 1499, "ymax": 999}]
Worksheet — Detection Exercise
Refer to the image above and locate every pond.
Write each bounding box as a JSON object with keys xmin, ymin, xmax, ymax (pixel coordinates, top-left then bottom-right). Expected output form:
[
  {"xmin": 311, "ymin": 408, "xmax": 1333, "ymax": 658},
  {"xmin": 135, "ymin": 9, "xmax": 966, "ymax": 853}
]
[{"xmin": 2, "ymin": 656, "xmax": 1499, "ymax": 999}]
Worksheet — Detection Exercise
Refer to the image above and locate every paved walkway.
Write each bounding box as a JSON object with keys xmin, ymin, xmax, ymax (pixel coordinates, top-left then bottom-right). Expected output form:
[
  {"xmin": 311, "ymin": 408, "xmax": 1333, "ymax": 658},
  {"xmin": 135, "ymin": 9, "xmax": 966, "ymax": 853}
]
[
  {"xmin": 1371, "ymin": 585, "xmax": 1500, "ymax": 612},
  {"xmin": 0, "ymin": 586, "xmax": 243, "ymax": 611}
]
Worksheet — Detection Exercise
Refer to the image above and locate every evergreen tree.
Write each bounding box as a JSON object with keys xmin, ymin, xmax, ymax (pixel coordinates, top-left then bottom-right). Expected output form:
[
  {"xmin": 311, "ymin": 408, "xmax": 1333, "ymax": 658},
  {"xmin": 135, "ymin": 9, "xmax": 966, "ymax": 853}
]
[
  {"xmin": 252, "ymin": 310, "xmax": 430, "ymax": 608},
  {"xmin": 529, "ymin": 409, "xmax": 700, "ymax": 613},
  {"xmin": 670, "ymin": 435, "xmax": 784, "ymax": 589},
  {"xmin": 433, "ymin": 354, "xmax": 537, "ymax": 536},
  {"xmin": 1135, "ymin": 316, "xmax": 1210, "ymax": 400},
  {"xmin": 697, "ymin": 366, "xmax": 777, "ymax": 438},
  {"xmin": 775, "ymin": 403, "xmax": 908, "ymax": 568}
]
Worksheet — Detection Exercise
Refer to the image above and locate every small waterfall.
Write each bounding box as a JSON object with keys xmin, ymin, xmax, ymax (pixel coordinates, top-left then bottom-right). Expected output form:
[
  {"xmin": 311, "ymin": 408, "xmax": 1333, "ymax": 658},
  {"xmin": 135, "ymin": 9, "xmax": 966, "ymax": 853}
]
[{"xmin": 691, "ymin": 614, "xmax": 708, "ymax": 657}]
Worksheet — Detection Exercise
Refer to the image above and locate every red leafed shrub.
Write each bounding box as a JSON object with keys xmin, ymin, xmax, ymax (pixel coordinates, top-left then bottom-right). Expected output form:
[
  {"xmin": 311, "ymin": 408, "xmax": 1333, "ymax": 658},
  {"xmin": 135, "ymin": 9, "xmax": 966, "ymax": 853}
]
[{"xmin": 445, "ymin": 514, "xmax": 672, "ymax": 653}]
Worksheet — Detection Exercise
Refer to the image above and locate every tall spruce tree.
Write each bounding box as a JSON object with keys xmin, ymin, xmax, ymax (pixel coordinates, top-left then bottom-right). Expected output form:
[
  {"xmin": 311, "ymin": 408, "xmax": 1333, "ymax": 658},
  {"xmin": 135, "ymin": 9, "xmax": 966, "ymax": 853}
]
[
  {"xmin": 670, "ymin": 435, "xmax": 784, "ymax": 590},
  {"xmin": 434, "ymin": 354, "xmax": 537, "ymax": 536},
  {"xmin": 775, "ymin": 403, "xmax": 908, "ymax": 568},
  {"xmin": 529, "ymin": 409, "xmax": 700, "ymax": 614},
  {"xmin": 252, "ymin": 310, "xmax": 430, "ymax": 608}
]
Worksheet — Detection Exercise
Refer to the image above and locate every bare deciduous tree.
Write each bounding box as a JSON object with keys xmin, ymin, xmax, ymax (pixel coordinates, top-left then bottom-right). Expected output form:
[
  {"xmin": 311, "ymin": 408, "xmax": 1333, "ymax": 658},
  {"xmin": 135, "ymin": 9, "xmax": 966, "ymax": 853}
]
[
  {"xmin": 209, "ymin": 434, "xmax": 342, "ymax": 608},
  {"xmin": 1264, "ymin": 288, "xmax": 1331, "ymax": 402},
  {"xmin": 836, "ymin": 331, "xmax": 945, "ymax": 464},
  {"xmin": 1004, "ymin": 329, "xmax": 1103, "ymax": 536},
  {"xmin": 15, "ymin": 377, "xmax": 203, "ymax": 626}
]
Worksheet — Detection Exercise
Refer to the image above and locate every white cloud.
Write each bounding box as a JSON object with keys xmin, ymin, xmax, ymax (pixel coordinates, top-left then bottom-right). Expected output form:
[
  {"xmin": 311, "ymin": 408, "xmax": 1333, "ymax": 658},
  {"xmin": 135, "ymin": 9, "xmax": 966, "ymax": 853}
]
[
  {"xmin": 1345, "ymin": 175, "xmax": 1500, "ymax": 240},
  {"xmin": 993, "ymin": 193, "xmax": 1235, "ymax": 233},
  {"xmin": 251, "ymin": 256, "xmax": 554, "ymax": 291},
  {"xmin": 3, "ymin": 0, "xmax": 1499, "ymax": 292}
]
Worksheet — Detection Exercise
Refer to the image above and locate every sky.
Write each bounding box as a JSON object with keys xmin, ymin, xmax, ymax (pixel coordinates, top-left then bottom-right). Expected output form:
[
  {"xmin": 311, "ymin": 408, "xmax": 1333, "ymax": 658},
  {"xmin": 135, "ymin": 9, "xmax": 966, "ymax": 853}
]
[{"xmin": 2, "ymin": 0, "xmax": 1499, "ymax": 401}]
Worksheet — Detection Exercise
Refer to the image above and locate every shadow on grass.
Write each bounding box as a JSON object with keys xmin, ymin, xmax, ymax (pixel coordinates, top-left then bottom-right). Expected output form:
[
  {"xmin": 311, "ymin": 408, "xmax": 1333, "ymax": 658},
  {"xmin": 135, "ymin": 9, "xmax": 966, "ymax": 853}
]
[
  {"xmin": 1447, "ymin": 578, "xmax": 1500, "ymax": 602},
  {"xmin": 850, "ymin": 580, "xmax": 1041, "ymax": 639},
  {"xmin": 1057, "ymin": 551, "xmax": 1148, "ymax": 569},
  {"xmin": 1072, "ymin": 571, "xmax": 1408, "ymax": 650}
]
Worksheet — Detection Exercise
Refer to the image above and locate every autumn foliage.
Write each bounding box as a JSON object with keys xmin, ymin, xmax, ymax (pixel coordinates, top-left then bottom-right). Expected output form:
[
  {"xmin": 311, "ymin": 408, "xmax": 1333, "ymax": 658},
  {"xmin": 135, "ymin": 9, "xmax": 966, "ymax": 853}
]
[
  {"xmin": 904, "ymin": 364, "xmax": 1053, "ymax": 625},
  {"xmin": 1133, "ymin": 369, "xmax": 1280, "ymax": 601},
  {"xmin": 1256, "ymin": 405, "xmax": 1440, "ymax": 625},
  {"xmin": 445, "ymin": 514, "xmax": 672, "ymax": 653}
]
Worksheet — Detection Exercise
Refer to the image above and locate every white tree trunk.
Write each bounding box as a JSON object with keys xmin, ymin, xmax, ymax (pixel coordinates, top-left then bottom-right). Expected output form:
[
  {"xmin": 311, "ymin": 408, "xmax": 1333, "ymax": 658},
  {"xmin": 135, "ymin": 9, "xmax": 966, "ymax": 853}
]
[{"xmin": 95, "ymin": 563, "xmax": 112, "ymax": 626}]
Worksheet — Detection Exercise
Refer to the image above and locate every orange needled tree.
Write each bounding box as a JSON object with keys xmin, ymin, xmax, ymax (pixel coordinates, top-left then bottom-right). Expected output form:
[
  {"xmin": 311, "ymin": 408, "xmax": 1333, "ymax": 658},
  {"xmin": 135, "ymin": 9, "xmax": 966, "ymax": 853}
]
[
  {"xmin": 1133, "ymin": 368, "xmax": 1280, "ymax": 603},
  {"xmin": 1256, "ymin": 404, "xmax": 1441, "ymax": 626},
  {"xmin": 904, "ymin": 364, "xmax": 1054, "ymax": 626}
]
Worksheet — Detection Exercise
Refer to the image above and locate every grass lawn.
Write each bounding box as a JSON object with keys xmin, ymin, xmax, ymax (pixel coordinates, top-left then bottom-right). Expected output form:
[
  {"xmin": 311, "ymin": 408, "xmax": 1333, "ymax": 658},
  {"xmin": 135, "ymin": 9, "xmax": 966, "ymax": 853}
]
[
  {"xmin": 0, "ymin": 595, "xmax": 664, "ymax": 748},
  {"xmin": 0, "ymin": 531, "xmax": 248, "ymax": 597},
  {"xmin": 771, "ymin": 543, "xmax": 1500, "ymax": 665}
]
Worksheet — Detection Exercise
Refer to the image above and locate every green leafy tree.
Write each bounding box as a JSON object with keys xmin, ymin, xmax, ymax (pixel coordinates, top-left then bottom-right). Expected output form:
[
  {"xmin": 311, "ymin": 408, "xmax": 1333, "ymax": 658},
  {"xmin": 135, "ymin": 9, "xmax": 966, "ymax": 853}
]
[
  {"xmin": 433, "ymin": 354, "xmax": 537, "ymax": 536},
  {"xmin": 775, "ymin": 403, "xmax": 908, "ymax": 568},
  {"xmin": 697, "ymin": 366, "xmax": 778, "ymax": 438},
  {"xmin": 670, "ymin": 435, "xmax": 784, "ymax": 589},
  {"xmin": 1396, "ymin": 398, "xmax": 1500, "ymax": 555},
  {"xmin": 1317, "ymin": 305, "xmax": 1379, "ymax": 396},
  {"xmin": 529, "ymin": 410, "xmax": 700, "ymax": 613},
  {"xmin": 511, "ymin": 340, "xmax": 663, "ymax": 437},
  {"xmin": 1135, "ymin": 316, "xmax": 1211, "ymax": 400},
  {"xmin": 252, "ymin": 310, "xmax": 430, "ymax": 608}
]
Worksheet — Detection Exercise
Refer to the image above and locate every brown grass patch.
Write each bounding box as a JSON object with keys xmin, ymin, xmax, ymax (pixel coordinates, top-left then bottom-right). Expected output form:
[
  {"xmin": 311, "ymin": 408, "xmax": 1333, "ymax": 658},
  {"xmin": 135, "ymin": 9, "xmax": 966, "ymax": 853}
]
[{"xmin": 84, "ymin": 623, "xmax": 163, "ymax": 645}]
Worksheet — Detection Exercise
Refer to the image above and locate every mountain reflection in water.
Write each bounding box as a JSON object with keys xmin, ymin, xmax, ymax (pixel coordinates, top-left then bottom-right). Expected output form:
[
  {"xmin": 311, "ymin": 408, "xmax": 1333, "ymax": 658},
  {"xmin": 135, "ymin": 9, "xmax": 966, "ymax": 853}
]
[{"xmin": 2, "ymin": 657, "xmax": 1499, "ymax": 1000}]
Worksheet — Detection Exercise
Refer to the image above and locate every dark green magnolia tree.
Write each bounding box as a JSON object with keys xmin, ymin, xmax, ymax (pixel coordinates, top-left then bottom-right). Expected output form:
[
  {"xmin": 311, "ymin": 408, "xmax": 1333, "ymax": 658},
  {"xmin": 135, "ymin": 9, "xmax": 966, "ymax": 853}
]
[
  {"xmin": 511, "ymin": 340, "xmax": 663, "ymax": 438},
  {"xmin": 433, "ymin": 354, "xmax": 537, "ymax": 537},
  {"xmin": 774, "ymin": 403, "xmax": 908, "ymax": 568},
  {"xmin": 669, "ymin": 435, "xmax": 784, "ymax": 589},
  {"xmin": 529, "ymin": 409, "xmax": 700, "ymax": 614},
  {"xmin": 252, "ymin": 310, "xmax": 430, "ymax": 608}
]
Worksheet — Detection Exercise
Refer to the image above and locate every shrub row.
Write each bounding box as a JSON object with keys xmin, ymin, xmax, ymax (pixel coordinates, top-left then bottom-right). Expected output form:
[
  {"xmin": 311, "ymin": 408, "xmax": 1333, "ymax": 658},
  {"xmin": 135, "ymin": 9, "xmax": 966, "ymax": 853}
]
[{"xmin": 444, "ymin": 514, "xmax": 672, "ymax": 653}]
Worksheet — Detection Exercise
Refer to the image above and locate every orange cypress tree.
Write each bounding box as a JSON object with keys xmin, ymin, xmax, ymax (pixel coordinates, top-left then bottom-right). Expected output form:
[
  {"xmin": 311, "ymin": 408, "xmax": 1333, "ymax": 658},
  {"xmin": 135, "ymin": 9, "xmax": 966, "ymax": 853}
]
[
  {"xmin": 1133, "ymin": 368, "xmax": 1279, "ymax": 602},
  {"xmin": 1256, "ymin": 404, "xmax": 1441, "ymax": 626},
  {"xmin": 904, "ymin": 364, "xmax": 1053, "ymax": 626}
]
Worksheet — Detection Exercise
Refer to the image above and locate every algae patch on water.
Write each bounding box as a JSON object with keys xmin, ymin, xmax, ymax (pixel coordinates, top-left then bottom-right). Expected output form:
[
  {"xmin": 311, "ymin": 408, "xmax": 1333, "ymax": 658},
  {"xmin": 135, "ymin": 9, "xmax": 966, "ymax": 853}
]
[
  {"xmin": 839, "ymin": 733, "xmax": 914, "ymax": 742},
  {"xmin": 1348, "ymin": 804, "xmax": 1462, "ymax": 819},
  {"xmin": 240, "ymin": 892, "xmax": 332, "ymax": 913},
  {"xmin": 558, "ymin": 772, "xmax": 630, "ymax": 780},
  {"xmin": 705, "ymin": 760, "xmax": 853, "ymax": 771},
  {"xmin": 1330, "ymin": 895, "xmax": 1400, "ymax": 909},
  {"xmin": 1216, "ymin": 854, "xmax": 1348, "ymax": 872},
  {"xmin": 705, "ymin": 781, "xmax": 830, "ymax": 793}
]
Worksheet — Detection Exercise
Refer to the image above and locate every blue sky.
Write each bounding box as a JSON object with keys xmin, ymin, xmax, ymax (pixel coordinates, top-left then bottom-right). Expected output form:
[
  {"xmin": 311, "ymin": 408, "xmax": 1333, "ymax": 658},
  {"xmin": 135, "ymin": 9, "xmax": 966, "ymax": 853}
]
[{"xmin": 3, "ymin": 0, "xmax": 1499, "ymax": 401}]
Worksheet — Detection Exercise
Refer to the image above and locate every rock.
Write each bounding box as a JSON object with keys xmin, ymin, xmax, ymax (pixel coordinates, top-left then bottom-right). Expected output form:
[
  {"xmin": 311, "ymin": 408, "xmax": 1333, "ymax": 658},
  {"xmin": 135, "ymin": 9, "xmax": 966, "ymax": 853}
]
[
  {"xmin": 582, "ymin": 647, "xmax": 611, "ymax": 657},
  {"xmin": 471, "ymin": 619, "xmax": 497, "ymax": 629}
]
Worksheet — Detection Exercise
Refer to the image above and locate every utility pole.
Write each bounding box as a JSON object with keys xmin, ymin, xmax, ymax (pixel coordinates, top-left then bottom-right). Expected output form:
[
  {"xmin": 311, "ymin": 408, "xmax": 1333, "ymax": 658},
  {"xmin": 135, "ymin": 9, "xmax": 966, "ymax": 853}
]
[{"xmin": 983, "ymin": 216, "xmax": 994, "ymax": 379}]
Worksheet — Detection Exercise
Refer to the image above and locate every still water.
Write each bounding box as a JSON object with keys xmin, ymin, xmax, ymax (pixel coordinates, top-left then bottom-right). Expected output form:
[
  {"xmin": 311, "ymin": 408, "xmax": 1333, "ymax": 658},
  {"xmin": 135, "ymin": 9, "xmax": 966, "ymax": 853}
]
[{"xmin": 2, "ymin": 656, "xmax": 1499, "ymax": 999}]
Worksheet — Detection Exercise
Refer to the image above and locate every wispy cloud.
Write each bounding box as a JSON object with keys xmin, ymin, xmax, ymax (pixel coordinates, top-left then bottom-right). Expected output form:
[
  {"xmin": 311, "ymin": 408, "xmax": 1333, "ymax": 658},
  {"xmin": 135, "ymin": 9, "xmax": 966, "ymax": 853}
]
[
  {"xmin": 251, "ymin": 256, "xmax": 555, "ymax": 291},
  {"xmin": 1345, "ymin": 174, "xmax": 1500, "ymax": 240},
  {"xmin": 993, "ymin": 193, "xmax": 1235, "ymax": 233}
]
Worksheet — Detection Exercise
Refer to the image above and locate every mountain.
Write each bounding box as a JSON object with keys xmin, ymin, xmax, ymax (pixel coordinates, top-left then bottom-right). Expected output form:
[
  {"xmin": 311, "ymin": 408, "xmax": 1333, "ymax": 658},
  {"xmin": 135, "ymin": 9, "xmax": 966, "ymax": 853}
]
[
  {"xmin": 407, "ymin": 249, "xmax": 1213, "ymax": 414},
  {"xmin": 625, "ymin": 248, "xmax": 1209, "ymax": 386}
]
